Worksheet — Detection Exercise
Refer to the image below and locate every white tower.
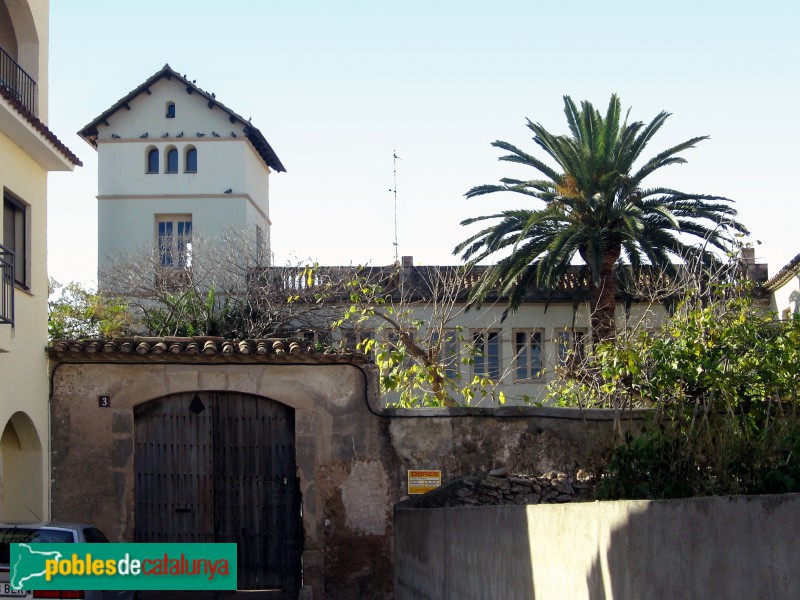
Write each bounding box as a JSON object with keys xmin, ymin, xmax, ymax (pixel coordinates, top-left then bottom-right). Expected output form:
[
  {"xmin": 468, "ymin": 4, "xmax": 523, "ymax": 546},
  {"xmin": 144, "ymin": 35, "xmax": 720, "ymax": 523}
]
[{"xmin": 78, "ymin": 64, "xmax": 285, "ymax": 282}]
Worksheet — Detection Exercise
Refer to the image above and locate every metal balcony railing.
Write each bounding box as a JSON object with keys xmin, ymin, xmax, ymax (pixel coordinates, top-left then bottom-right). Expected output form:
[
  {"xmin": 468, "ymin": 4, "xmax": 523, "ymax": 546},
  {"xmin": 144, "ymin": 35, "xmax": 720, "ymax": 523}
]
[
  {"xmin": 0, "ymin": 45, "xmax": 37, "ymax": 116},
  {"xmin": 0, "ymin": 244, "xmax": 13, "ymax": 325}
]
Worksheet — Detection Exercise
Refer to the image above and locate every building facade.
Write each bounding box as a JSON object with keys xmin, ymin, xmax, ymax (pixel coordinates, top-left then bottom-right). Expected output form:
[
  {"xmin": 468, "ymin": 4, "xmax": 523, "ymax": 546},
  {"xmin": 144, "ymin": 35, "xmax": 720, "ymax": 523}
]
[
  {"xmin": 77, "ymin": 64, "xmax": 285, "ymax": 285},
  {"xmin": 766, "ymin": 252, "xmax": 800, "ymax": 319},
  {"xmin": 0, "ymin": 0, "xmax": 80, "ymax": 521}
]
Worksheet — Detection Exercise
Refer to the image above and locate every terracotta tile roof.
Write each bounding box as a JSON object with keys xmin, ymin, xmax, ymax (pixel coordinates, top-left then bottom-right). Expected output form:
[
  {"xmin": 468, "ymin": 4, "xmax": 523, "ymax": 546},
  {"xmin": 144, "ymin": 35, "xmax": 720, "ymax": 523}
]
[
  {"xmin": 77, "ymin": 64, "xmax": 285, "ymax": 173},
  {"xmin": 48, "ymin": 336, "xmax": 370, "ymax": 364},
  {"xmin": 764, "ymin": 253, "xmax": 800, "ymax": 292},
  {"xmin": 0, "ymin": 85, "xmax": 82, "ymax": 166}
]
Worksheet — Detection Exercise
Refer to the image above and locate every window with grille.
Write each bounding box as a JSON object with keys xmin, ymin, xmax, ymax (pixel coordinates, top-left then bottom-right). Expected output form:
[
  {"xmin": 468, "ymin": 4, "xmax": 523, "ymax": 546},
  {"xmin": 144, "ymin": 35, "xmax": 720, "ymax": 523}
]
[
  {"xmin": 157, "ymin": 215, "xmax": 192, "ymax": 268},
  {"xmin": 3, "ymin": 194, "xmax": 28, "ymax": 288},
  {"xmin": 513, "ymin": 329, "xmax": 544, "ymax": 381},
  {"xmin": 432, "ymin": 329, "xmax": 460, "ymax": 380},
  {"xmin": 472, "ymin": 329, "xmax": 501, "ymax": 380},
  {"xmin": 557, "ymin": 329, "xmax": 587, "ymax": 367}
]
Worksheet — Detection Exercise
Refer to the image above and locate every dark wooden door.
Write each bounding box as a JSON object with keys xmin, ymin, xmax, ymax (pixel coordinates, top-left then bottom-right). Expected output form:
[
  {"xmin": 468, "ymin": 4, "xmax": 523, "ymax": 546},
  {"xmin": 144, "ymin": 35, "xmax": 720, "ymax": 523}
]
[{"xmin": 134, "ymin": 392, "xmax": 301, "ymax": 592}]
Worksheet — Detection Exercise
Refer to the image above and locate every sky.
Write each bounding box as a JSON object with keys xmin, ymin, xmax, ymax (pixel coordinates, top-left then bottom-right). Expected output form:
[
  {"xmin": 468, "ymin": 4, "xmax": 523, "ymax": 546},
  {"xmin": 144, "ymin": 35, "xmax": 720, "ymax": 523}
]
[{"xmin": 47, "ymin": 0, "xmax": 800, "ymax": 287}]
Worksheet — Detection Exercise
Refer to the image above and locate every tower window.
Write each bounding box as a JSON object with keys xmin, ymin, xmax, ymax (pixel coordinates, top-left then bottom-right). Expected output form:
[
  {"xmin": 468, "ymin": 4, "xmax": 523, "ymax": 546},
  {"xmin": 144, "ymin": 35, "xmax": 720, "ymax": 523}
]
[
  {"xmin": 165, "ymin": 148, "xmax": 178, "ymax": 174},
  {"xmin": 166, "ymin": 102, "xmax": 176, "ymax": 118},
  {"xmin": 157, "ymin": 216, "xmax": 192, "ymax": 268},
  {"xmin": 146, "ymin": 148, "xmax": 159, "ymax": 174},
  {"xmin": 185, "ymin": 147, "xmax": 197, "ymax": 173}
]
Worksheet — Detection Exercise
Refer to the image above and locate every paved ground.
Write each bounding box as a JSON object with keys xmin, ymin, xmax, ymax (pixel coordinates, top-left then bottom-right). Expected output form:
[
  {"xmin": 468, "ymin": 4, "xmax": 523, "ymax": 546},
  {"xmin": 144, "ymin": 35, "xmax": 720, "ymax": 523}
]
[{"xmin": 137, "ymin": 591, "xmax": 297, "ymax": 600}]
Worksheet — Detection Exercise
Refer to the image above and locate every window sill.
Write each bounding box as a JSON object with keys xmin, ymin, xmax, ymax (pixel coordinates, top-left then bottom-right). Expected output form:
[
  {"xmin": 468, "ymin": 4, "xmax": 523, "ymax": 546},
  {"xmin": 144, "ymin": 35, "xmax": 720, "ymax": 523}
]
[{"xmin": 14, "ymin": 283, "xmax": 33, "ymax": 297}]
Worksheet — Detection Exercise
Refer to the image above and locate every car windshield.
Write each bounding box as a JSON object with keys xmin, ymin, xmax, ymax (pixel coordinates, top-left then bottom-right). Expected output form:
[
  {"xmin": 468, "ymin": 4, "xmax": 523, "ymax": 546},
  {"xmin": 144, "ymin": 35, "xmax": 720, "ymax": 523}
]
[{"xmin": 0, "ymin": 528, "xmax": 73, "ymax": 564}]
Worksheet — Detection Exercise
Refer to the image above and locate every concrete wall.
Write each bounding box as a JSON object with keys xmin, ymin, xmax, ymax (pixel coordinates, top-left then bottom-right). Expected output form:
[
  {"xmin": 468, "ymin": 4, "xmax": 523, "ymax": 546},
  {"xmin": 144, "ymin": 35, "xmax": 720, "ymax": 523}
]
[
  {"xmin": 48, "ymin": 354, "xmax": 634, "ymax": 599},
  {"xmin": 395, "ymin": 494, "xmax": 800, "ymax": 600}
]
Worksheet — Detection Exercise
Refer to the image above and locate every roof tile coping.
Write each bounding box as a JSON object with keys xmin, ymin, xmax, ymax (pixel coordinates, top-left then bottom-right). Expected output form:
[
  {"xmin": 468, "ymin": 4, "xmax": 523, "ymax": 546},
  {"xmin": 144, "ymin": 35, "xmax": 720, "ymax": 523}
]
[
  {"xmin": 0, "ymin": 85, "xmax": 82, "ymax": 166},
  {"xmin": 764, "ymin": 252, "xmax": 800, "ymax": 292},
  {"xmin": 48, "ymin": 336, "xmax": 372, "ymax": 364}
]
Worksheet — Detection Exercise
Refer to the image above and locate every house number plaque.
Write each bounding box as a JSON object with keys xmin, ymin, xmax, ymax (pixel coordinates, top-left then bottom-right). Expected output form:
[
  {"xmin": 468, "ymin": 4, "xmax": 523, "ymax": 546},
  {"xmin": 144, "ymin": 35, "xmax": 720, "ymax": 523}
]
[{"xmin": 98, "ymin": 395, "xmax": 111, "ymax": 408}]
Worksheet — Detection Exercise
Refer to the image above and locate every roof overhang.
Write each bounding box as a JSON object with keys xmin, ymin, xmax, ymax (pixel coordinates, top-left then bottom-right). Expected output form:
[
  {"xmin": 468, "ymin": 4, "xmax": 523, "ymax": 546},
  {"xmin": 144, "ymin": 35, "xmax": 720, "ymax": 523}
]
[
  {"xmin": 0, "ymin": 94, "xmax": 81, "ymax": 171},
  {"xmin": 77, "ymin": 65, "xmax": 285, "ymax": 173}
]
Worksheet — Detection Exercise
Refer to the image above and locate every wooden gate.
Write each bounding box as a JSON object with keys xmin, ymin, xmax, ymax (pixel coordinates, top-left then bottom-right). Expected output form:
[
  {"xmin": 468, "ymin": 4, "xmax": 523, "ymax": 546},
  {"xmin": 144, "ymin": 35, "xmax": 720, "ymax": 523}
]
[{"xmin": 134, "ymin": 392, "xmax": 302, "ymax": 592}]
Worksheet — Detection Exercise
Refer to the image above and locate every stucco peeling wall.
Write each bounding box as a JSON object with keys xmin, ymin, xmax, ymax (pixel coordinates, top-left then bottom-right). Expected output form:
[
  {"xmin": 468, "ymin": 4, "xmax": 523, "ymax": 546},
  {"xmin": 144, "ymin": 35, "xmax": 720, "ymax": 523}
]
[{"xmin": 49, "ymin": 358, "xmax": 638, "ymax": 600}]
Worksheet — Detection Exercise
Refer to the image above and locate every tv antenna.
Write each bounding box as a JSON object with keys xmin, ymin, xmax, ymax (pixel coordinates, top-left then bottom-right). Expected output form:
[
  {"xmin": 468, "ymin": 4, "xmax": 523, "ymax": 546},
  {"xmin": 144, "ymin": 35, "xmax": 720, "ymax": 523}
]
[{"xmin": 390, "ymin": 150, "xmax": 402, "ymax": 264}]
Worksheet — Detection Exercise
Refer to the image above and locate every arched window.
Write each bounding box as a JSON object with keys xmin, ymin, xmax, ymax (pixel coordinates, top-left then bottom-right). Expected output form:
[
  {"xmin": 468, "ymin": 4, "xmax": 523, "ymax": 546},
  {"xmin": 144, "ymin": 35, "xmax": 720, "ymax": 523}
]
[
  {"xmin": 185, "ymin": 147, "xmax": 197, "ymax": 173},
  {"xmin": 165, "ymin": 148, "xmax": 178, "ymax": 174},
  {"xmin": 166, "ymin": 102, "xmax": 176, "ymax": 118},
  {"xmin": 146, "ymin": 148, "xmax": 159, "ymax": 174}
]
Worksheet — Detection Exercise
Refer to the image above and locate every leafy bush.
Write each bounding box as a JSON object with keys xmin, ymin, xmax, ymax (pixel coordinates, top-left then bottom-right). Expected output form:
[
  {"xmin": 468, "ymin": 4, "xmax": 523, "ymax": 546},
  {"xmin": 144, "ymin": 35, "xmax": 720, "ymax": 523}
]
[
  {"xmin": 48, "ymin": 279, "xmax": 133, "ymax": 340},
  {"xmin": 549, "ymin": 273, "xmax": 800, "ymax": 498}
]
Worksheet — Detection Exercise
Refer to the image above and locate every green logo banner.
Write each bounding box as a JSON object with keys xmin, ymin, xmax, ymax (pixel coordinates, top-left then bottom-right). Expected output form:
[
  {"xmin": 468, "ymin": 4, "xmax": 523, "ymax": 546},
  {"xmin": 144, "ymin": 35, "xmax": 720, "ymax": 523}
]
[{"xmin": 9, "ymin": 543, "xmax": 237, "ymax": 591}]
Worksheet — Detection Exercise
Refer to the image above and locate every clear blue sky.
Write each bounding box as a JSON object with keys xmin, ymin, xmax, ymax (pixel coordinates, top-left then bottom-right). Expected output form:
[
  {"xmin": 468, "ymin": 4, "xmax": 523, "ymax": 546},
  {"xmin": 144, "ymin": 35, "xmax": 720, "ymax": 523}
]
[{"xmin": 47, "ymin": 0, "xmax": 800, "ymax": 286}]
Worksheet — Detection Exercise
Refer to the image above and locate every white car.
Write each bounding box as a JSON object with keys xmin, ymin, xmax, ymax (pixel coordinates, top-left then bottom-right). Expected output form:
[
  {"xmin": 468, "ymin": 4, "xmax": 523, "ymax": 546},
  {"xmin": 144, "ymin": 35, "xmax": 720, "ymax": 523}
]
[{"xmin": 0, "ymin": 523, "xmax": 134, "ymax": 599}]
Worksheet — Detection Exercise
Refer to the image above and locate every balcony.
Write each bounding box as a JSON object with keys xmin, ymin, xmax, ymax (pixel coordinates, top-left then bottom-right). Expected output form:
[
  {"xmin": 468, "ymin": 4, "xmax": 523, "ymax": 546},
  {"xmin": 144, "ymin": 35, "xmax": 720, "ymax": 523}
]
[
  {"xmin": 0, "ymin": 44, "xmax": 37, "ymax": 116},
  {"xmin": 0, "ymin": 244, "xmax": 13, "ymax": 325}
]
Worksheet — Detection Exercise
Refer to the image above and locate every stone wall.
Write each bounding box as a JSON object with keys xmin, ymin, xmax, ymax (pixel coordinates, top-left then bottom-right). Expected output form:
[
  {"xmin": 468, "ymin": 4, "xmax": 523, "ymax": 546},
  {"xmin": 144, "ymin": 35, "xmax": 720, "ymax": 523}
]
[
  {"xmin": 49, "ymin": 346, "xmax": 645, "ymax": 599},
  {"xmin": 395, "ymin": 493, "xmax": 800, "ymax": 600},
  {"xmin": 398, "ymin": 468, "xmax": 588, "ymax": 508}
]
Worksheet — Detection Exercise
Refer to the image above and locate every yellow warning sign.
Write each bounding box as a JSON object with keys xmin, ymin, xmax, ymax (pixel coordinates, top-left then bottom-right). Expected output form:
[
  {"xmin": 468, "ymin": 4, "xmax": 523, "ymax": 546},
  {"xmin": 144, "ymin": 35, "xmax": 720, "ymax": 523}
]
[{"xmin": 407, "ymin": 470, "xmax": 442, "ymax": 494}]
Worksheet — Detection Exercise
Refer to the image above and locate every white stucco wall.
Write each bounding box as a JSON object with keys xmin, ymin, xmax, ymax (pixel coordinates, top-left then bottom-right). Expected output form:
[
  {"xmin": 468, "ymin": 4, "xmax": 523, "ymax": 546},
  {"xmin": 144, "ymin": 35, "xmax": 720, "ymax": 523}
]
[
  {"xmin": 0, "ymin": 0, "xmax": 49, "ymax": 119},
  {"xmin": 363, "ymin": 299, "xmax": 668, "ymax": 406},
  {"xmin": 0, "ymin": 0, "xmax": 60, "ymax": 521},
  {"xmin": 92, "ymin": 76, "xmax": 273, "ymax": 276},
  {"xmin": 97, "ymin": 196, "xmax": 253, "ymax": 272},
  {"xmin": 770, "ymin": 274, "xmax": 800, "ymax": 318}
]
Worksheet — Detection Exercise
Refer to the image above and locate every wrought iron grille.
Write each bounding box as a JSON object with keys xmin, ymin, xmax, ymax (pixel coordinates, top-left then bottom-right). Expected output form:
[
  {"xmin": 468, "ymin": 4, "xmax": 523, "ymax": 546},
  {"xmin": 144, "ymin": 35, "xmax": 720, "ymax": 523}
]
[
  {"xmin": 0, "ymin": 45, "xmax": 37, "ymax": 116},
  {"xmin": 0, "ymin": 244, "xmax": 13, "ymax": 325}
]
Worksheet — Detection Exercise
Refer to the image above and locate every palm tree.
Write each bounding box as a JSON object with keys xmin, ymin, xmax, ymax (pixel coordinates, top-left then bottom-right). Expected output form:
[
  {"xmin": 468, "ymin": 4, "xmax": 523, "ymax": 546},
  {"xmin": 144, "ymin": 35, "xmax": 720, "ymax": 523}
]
[{"xmin": 455, "ymin": 94, "xmax": 747, "ymax": 342}]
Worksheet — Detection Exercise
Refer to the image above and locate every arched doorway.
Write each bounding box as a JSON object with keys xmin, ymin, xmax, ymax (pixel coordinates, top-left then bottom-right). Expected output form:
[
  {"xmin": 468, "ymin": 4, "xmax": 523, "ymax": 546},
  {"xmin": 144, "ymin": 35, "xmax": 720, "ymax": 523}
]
[
  {"xmin": 134, "ymin": 392, "xmax": 301, "ymax": 592},
  {"xmin": 0, "ymin": 411, "xmax": 43, "ymax": 522}
]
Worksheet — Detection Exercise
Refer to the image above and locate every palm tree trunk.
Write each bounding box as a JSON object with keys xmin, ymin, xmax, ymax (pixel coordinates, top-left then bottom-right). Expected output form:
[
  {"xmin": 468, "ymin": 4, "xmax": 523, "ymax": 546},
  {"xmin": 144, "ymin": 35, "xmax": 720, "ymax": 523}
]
[{"xmin": 590, "ymin": 251, "xmax": 620, "ymax": 344}]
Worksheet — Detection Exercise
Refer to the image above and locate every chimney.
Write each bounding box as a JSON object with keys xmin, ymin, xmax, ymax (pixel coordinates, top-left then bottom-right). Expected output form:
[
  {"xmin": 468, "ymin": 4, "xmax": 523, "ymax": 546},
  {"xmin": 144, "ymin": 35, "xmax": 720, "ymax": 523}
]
[
  {"xmin": 401, "ymin": 256, "xmax": 413, "ymax": 267},
  {"xmin": 739, "ymin": 247, "xmax": 768, "ymax": 284}
]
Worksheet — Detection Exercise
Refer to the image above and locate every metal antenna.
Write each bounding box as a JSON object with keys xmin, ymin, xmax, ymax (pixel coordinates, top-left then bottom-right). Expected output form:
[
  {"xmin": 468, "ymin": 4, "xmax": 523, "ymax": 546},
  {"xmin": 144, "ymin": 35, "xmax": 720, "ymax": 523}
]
[{"xmin": 390, "ymin": 150, "xmax": 402, "ymax": 263}]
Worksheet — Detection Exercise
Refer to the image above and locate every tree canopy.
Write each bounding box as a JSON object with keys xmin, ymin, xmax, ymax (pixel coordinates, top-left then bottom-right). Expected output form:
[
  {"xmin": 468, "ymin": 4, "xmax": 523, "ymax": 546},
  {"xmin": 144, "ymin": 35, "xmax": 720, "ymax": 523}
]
[{"xmin": 455, "ymin": 94, "xmax": 748, "ymax": 341}]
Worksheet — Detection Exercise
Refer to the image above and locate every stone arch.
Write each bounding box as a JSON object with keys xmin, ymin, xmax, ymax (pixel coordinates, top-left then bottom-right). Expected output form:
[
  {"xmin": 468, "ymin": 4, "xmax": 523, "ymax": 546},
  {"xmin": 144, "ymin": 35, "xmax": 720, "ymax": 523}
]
[
  {"xmin": 0, "ymin": 0, "xmax": 40, "ymax": 81},
  {"xmin": 0, "ymin": 1, "xmax": 19, "ymax": 58},
  {"xmin": 133, "ymin": 390, "xmax": 301, "ymax": 592},
  {"xmin": 0, "ymin": 411, "xmax": 43, "ymax": 521}
]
